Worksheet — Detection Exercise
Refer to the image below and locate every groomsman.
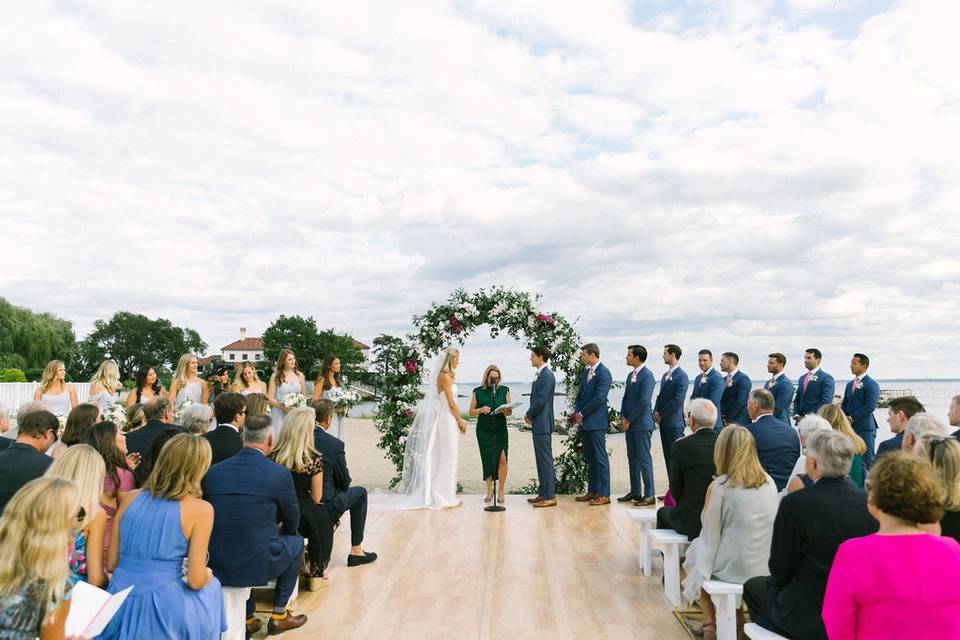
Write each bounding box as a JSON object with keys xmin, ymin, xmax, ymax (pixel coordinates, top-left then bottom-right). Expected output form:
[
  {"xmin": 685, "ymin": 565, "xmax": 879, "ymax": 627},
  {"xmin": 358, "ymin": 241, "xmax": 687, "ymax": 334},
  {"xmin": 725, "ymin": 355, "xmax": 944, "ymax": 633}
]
[
  {"xmin": 719, "ymin": 352, "xmax": 751, "ymax": 427},
  {"xmin": 525, "ymin": 346, "xmax": 557, "ymax": 508},
  {"xmin": 793, "ymin": 348, "xmax": 835, "ymax": 424},
  {"xmin": 618, "ymin": 345, "xmax": 656, "ymax": 506},
  {"xmin": 572, "ymin": 343, "xmax": 613, "ymax": 506},
  {"xmin": 654, "ymin": 344, "xmax": 689, "ymax": 473},
  {"xmin": 690, "ymin": 349, "xmax": 723, "ymax": 431},
  {"xmin": 764, "ymin": 353, "xmax": 794, "ymax": 424},
  {"xmin": 841, "ymin": 353, "xmax": 880, "ymax": 467}
]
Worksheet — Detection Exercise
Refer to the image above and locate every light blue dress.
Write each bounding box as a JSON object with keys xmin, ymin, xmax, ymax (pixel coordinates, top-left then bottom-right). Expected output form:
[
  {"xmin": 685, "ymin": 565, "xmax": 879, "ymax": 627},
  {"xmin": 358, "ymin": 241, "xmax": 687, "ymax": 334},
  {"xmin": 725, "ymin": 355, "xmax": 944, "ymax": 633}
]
[
  {"xmin": 175, "ymin": 381, "xmax": 204, "ymax": 406},
  {"xmin": 40, "ymin": 391, "xmax": 72, "ymax": 416},
  {"xmin": 320, "ymin": 386, "xmax": 345, "ymax": 440},
  {"xmin": 270, "ymin": 378, "xmax": 302, "ymax": 439},
  {"xmin": 99, "ymin": 493, "xmax": 225, "ymax": 639},
  {"xmin": 87, "ymin": 390, "xmax": 117, "ymax": 413}
]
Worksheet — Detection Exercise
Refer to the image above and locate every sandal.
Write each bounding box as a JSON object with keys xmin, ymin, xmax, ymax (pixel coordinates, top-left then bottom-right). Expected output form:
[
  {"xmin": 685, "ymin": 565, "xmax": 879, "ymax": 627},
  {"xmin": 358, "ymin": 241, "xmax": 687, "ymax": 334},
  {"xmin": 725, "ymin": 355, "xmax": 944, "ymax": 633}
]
[{"xmin": 700, "ymin": 622, "xmax": 716, "ymax": 640}]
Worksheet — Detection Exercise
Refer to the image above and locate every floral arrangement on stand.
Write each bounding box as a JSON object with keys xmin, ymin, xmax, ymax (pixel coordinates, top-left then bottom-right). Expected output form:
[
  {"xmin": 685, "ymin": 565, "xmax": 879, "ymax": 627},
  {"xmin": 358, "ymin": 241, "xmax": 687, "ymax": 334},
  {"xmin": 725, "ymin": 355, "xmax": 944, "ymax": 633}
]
[{"xmin": 373, "ymin": 287, "xmax": 588, "ymax": 493}]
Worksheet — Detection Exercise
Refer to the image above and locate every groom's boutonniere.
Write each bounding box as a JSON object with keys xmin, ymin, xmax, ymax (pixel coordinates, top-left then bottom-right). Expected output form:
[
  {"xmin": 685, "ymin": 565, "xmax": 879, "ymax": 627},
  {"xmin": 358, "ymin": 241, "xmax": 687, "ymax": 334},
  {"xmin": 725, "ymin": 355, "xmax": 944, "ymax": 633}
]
[
  {"xmin": 700, "ymin": 375, "xmax": 707, "ymax": 385},
  {"xmin": 665, "ymin": 373, "xmax": 672, "ymax": 382},
  {"xmin": 725, "ymin": 378, "xmax": 733, "ymax": 388},
  {"xmin": 856, "ymin": 380, "xmax": 864, "ymax": 390},
  {"xmin": 810, "ymin": 375, "xmax": 819, "ymax": 382}
]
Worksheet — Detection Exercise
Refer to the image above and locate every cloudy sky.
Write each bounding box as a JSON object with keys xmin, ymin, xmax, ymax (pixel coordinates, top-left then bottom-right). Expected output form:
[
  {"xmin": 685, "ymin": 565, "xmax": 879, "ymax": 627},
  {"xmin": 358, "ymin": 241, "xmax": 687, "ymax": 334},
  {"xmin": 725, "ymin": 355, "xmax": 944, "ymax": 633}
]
[{"xmin": 2, "ymin": 0, "xmax": 958, "ymax": 382}]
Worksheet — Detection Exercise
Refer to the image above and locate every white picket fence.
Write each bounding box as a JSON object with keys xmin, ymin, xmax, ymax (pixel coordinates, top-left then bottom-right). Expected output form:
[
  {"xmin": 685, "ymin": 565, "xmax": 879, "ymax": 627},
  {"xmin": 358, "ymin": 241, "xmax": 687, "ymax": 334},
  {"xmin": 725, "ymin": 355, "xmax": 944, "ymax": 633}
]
[{"xmin": 0, "ymin": 382, "xmax": 92, "ymax": 413}]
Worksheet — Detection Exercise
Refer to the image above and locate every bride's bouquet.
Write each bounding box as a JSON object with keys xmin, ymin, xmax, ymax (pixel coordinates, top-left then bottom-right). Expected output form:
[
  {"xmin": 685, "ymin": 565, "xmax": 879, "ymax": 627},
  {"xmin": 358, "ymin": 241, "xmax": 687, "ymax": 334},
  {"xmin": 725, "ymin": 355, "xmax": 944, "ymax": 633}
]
[
  {"xmin": 281, "ymin": 393, "xmax": 307, "ymax": 410},
  {"xmin": 103, "ymin": 403, "xmax": 128, "ymax": 429}
]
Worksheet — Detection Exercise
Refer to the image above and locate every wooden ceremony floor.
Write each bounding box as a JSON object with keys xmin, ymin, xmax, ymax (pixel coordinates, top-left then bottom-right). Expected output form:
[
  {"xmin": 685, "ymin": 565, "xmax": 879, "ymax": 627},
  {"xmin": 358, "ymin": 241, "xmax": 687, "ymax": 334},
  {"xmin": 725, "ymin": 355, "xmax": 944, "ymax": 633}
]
[{"xmin": 255, "ymin": 495, "xmax": 689, "ymax": 640}]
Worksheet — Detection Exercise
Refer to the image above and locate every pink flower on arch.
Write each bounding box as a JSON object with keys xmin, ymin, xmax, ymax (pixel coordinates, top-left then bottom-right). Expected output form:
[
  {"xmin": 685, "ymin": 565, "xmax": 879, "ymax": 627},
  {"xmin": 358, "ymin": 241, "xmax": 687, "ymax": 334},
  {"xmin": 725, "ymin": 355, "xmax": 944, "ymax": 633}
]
[
  {"xmin": 402, "ymin": 408, "xmax": 414, "ymax": 419},
  {"xmin": 448, "ymin": 315, "xmax": 463, "ymax": 334},
  {"xmin": 404, "ymin": 359, "xmax": 418, "ymax": 374},
  {"xmin": 536, "ymin": 313, "xmax": 556, "ymax": 325}
]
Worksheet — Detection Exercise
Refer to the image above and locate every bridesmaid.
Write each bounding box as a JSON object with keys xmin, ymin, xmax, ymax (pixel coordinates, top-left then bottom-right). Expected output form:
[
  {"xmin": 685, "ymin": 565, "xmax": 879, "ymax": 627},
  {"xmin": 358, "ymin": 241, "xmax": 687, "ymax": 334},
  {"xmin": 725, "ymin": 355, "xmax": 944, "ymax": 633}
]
[
  {"xmin": 33, "ymin": 359, "xmax": 77, "ymax": 417},
  {"xmin": 168, "ymin": 354, "xmax": 209, "ymax": 409},
  {"xmin": 232, "ymin": 362, "xmax": 267, "ymax": 395},
  {"xmin": 469, "ymin": 365, "xmax": 511, "ymax": 503},
  {"xmin": 312, "ymin": 356, "xmax": 345, "ymax": 440},
  {"xmin": 88, "ymin": 360, "xmax": 122, "ymax": 413},
  {"xmin": 268, "ymin": 349, "xmax": 306, "ymax": 439},
  {"xmin": 127, "ymin": 365, "xmax": 166, "ymax": 407}
]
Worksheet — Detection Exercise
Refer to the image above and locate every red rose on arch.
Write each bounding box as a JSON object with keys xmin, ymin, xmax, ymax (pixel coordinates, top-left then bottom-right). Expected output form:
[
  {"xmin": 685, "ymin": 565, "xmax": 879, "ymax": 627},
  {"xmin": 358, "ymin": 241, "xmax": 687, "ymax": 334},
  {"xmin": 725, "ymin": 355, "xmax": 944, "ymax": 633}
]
[
  {"xmin": 448, "ymin": 315, "xmax": 463, "ymax": 334},
  {"xmin": 404, "ymin": 359, "xmax": 418, "ymax": 374}
]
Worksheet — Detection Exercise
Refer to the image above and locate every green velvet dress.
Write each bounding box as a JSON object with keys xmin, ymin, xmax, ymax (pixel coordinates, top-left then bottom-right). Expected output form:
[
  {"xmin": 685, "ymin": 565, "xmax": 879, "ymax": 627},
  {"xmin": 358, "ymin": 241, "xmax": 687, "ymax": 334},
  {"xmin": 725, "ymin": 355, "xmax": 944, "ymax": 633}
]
[{"xmin": 474, "ymin": 385, "xmax": 509, "ymax": 480}]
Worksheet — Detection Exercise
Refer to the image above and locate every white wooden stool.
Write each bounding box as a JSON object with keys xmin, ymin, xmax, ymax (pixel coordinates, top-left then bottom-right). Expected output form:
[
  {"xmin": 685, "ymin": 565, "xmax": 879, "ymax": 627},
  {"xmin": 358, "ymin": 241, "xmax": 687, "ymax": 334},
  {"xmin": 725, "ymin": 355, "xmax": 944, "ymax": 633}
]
[
  {"xmin": 702, "ymin": 579, "xmax": 743, "ymax": 640},
  {"xmin": 221, "ymin": 586, "xmax": 252, "ymax": 640},
  {"xmin": 628, "ymin": 508, "xmax": 658, "ymax": 576},
  {"xmin": 649, "ymin": 528, "xmax": 690, "ymax": 608}
]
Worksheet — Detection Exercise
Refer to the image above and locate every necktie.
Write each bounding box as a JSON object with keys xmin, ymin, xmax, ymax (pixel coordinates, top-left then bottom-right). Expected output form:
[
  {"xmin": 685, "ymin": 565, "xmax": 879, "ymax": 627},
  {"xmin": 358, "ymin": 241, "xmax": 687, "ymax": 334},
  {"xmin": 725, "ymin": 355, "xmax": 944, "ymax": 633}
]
[
  {"xmin": 631, "ymin": 369, "xmax": 638, "ymax": 383},
  {"xmin": 587, "ymin": 367, "xmax": 594, "ymax": 382},
  {"xmin": 851, "ymin": 377, "xmax": 859, "ymax": 395},
  {"xmin": 768, "ymin": 376, "xmax": 776, "ymax": 388},
  {"xmin": 803, "ymin": 371, "xmax": 813, "ymax": 392},
  {"xmin": 724, "ymin": 374, "xmax": 732, "ymax": 387}
]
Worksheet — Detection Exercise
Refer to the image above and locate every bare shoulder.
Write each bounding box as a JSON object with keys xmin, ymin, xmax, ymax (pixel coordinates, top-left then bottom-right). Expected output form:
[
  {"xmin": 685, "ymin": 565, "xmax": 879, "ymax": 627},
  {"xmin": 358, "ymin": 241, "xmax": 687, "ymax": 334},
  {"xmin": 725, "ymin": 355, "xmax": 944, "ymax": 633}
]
[{"xmin": 181, "ymin": 495, "xmax": 214, "ymax": 518}]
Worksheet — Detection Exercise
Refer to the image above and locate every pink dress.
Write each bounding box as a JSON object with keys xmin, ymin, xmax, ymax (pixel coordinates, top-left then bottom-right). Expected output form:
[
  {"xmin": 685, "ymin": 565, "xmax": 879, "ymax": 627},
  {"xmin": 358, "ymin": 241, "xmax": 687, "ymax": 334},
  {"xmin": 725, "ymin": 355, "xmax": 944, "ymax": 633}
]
[
  {"xmin": 823, "ymin": 533, "xmax": 960, "ymax": 639},
  {"xmin": 101, "ymin": 467, "xmax": 137, "ymax": 568}
]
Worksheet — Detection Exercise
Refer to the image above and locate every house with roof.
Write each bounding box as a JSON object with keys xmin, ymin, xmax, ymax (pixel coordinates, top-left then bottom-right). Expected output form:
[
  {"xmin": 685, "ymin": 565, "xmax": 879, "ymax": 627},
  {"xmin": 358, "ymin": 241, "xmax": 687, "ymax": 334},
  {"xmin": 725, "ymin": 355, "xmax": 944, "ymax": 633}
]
[{"xmin": 221, "ymin": 328, "xmax": 265, "ymax": 364}]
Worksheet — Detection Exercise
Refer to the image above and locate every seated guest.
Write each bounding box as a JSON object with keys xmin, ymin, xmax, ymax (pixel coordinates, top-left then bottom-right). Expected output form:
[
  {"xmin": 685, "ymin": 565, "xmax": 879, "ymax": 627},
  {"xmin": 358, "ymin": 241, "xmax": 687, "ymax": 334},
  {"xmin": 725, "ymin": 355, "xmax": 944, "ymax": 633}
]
[
  {"xmin": 101, "ymin": 434, "xmax": 224, "ymax": 639},
  {"xmin": 902, "ymin": 412, "xmax": 946, "ymax": 454},
  {"xmin": 15, "ymin": 401, "xmax": 46, "ymax": 431},
  {"xmin": 82, "ymin": 421, "xmax": 138, "ymax": 569},
  {"xmin": 0, "ymin": 402, "xmax": 12, "ymax": 451},
  {"xmin": 656, "ymin": 398, "xmax": 719, "ymax": 538},
  {"xmin": 135, "ymin": 427, "xmax": 181, "ymax": 486},
  {"xmin": 44, "ymin": 444, "xmax": 108, "ymax": 588},
  {"xmin": 744, "ymin": 430, "xmax": 877, "ymax": 639},
  {"xmin": 181, "ymin": 402, "xmax": 215, "ymax": 435},
  {"xmin": 817, "ymin": 404, "xmax": 867, "ymax": 488},
  {"xmin": 0, "ymin": 477, "xmax": 79, "ymax": 640},
  {"xmin": 822, "ymin": 452, "xmax": 960, "ymax": 639},
  {"xmin": 744, "ymin": 389, "xmax": 800, "ymax": 491},
  {"xmin": 0, "ymin": 410, "xmax": 57, "ymax": 513},
  {"xmin": 876, "ymin": 396, "xmax": 924, "ymax": 457},
  {"xmin": 784, "ymin": 414, "xmax": 831, "ymax": 492},
  {"xmin": 949, "ymin": 394, "xmax": 960, "ymax": 438},
  {"xmin": 270, "ymin": 407, "xmax": 336, "ymax": 588},
  {"xmin": 312, "ymin": 400, "xmax": 376, "ymax": 569},
  {"xmin": 245, "ymin": 392, "xmax": 271, "ymax": 417},
  {"xmin": 682, "ymin": 426, "xmax": 778, "ymax": 640},
  {"xmin": 60, "ymin": 403, "xmax": 101, "ymax": 448},
  {"xmin": 124, "ymin": 398, "xmax": 186, "ymax": 458},
  {"xmin": 202, "ymin": 415, "xmax": 307, "ymax": 636},
  {"xmin": 123, "ymin": 402, "xmax": 146, "ymax": 432},
  {"xmin": 204, "ymin": 392, "xmax": 245, "ymax": 463},
  {"xmin": 919, "ymin": 434, "xmax": 960, "ymax": 543}
]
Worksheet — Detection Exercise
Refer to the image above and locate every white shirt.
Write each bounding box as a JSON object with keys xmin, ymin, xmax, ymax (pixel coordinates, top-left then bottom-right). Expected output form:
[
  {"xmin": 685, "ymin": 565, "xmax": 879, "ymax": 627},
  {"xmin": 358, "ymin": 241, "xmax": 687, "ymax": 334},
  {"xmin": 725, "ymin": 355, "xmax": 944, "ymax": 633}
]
[
  {"xmin": 770, "ymin": 372, "xmax": 784, "ymax": 381},
  {"xmin": 725, "ymin": 368, "xmax": 740, "ymax": 378},
  {"xmin": 805, "ymin": 367, "xmax": 821, "ymax": 376},
  {"xmin": 219, "ymin": 422, "xmax": 239, "ymax": 433},
  {"xmin": 536, "ymin": 363, "xmax": 549, "ymax": 374},
  {"xmin": 751, "ymin": 411, "xmax": 773, "ymax": 423}
]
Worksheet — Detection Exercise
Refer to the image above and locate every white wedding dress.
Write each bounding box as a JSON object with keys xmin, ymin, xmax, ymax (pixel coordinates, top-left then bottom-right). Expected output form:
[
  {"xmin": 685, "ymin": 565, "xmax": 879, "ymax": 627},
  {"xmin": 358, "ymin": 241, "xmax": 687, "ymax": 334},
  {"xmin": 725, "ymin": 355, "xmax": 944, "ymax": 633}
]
[{"xmin": 395, "ymin": 356, "xmax": 461, "ymax": 510}]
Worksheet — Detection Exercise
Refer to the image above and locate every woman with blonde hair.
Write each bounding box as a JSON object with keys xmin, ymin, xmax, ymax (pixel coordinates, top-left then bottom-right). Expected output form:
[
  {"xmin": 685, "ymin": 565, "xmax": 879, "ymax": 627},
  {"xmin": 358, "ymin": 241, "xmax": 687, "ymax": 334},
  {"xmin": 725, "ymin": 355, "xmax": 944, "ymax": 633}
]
[
  {"xmin": 0, "ymin": 477, "xmax": 79, "ymax": 640},
  {"xmin": 469, "ymin": 364, "xmax": 512, "ymax": 503},
  {"xmin": 818, "ymin": 404, "xmax": 867, "ymax": 488},
  {"xmin": 44, "ymin": 444, "xmax": 108, "ymax": 588},
  {"xmin": 167, "ymin": 354, "xmax": 209, "ymax": 410},
  {"xmin": 682, "ymin": 425, "xmax": 779, "ymax": 640},
  {"xmin": 395, "ymin": 347, "xmax": 466, "ymax": 509},
  {"xmin": 270, "ymin": 407, "xmax": 331, "ymax": 586},
  {"xmin": 87, "ymin": 360, "xmax": 121, "ymax": 413},
  {"xmin": 232, "ymin": 362, "xmax": 266, "ymax": 396},
  {"xmin": 267, "ymin": 349, "xmax": 306, "ymax": 439},
  {"xmin": 124, "ymin": 403, "xmax": 146, "ymax": 432},
  {"xmin": 919, "ymin": 435, "xmax": 960, "ymax": 543},
  {"xmin": 245, "ymin": 392, "xmax": 270, "ymax": 417},
  {"xmin": 32, "ymin": 360, "xmax": 76, "ymax": 417},
  {"xmin": 101, "ymin": 434, "xmax": 224, "ymax": 639}
]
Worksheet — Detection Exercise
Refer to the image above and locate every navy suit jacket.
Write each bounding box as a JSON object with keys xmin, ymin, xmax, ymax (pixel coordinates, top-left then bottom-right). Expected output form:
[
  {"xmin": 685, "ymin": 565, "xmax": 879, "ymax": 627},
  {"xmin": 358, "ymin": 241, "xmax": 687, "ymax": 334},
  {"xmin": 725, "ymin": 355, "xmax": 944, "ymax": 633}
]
[
  {"xmin": 794, "ymin": 370, "xmax": 835, "ymax": 418},
  {"xmin": 125, "ymin": 419, "xmax": 188, "ymax": 457},
  {"xmin": 313, "ymin": 427, "xmax": 352, "ymax": 502},
  {"xmin": 876, "ymin": 432, "xmax": 904, "ymax": 458},
  {"xmin": 620, "ymin": 367, "xmax": 655, "ymax": 432},
  {"xmin": 202, "ymin": 447, "xmax": 301, "ymax": 587},
  {"xmin": 690, "ymin": 369, "xmax": 723, "ymax": 429},
  {"xmin": 720, "ymin": 370, "xmax": 752, "ymax": 426},
  {"xmin": 575, "ymin": 363, "xmax": 612, "ymax": 432},
  {"xmin": 655, "ymin": 367, "xmax": 689, "ymax": 431},
  {"xmin": 840, "ymin": 375, "xmax": 880, "ymax": 434},
  {"xmin": 745, "ymin": 414, "xmax": 800, "ymax": 491},
  {"xmin": 764, "ymin": 375, "xmax": 795, "ymax": 425},
  {"xmin": 526, "ymin": 366, "xmax": 556, "ymax": 435}
]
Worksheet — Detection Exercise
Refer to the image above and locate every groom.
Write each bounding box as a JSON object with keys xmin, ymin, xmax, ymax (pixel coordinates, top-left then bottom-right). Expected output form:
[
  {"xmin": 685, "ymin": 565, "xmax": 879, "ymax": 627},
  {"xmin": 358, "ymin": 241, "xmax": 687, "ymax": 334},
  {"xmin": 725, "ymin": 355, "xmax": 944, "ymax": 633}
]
[
  {"xmin": 572, "ymin": 343, "xmax": 613, "ymax": 506},
  {"xmin": 525, "ymin": 346, "xmax": 557, "ymax": 508}
]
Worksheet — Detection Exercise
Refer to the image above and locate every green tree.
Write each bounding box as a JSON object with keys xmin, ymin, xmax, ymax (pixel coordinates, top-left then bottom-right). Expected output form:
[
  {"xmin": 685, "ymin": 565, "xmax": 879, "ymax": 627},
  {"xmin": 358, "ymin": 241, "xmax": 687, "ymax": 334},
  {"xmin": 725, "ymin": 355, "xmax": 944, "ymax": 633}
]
[
  {"xmin": 0, "ymin": 297, "xmax": 76, "ymax": 371},
  {"xmin": 262, "ymin": 315, "xmax": 364, "ymax": 381},
  {"xmin": 316, "ymin": 329, "xmax": 366, "ymax": 382},
  {"xmin": 74, "ymin": 312, "xmax": 207, "ymax": 380}
]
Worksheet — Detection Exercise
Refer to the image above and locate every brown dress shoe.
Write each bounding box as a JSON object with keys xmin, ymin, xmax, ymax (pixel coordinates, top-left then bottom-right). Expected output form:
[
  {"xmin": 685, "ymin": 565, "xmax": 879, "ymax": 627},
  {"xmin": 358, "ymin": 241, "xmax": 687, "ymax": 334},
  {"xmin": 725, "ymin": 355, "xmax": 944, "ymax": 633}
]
[
  {"xmin": 574, "ymin": 493, "xmax": 598, "ymax": 502},
  {"xmin": 246, "ymin": 617, "xmax": 262, "ymax": 638},
  {"xmin": 527, "ymin": 496, "xmax": 544, "ymax": 503},
  {"xmin": 589, "ymin": 496, "xmax": 611, "ymax": 506},
  {"xmin": 267, "ymin": 611, "xmax": 307, "ymax": 635},
  {"xmin": 533, "ymin": 498, "xmax": 557, "ymax": 508},
  {"xmin": 633, "ymin": 496, "xmax": 656, "ymax": 507}
]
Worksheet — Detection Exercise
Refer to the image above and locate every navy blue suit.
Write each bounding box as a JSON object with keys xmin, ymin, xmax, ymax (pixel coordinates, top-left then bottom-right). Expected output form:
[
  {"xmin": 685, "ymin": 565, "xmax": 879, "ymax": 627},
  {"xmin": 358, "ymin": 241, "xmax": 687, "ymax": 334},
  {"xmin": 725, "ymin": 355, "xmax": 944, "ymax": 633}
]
[
  {"xmin": 745, "ymin": 414, "xmax": 801, "ymax": 491},
  {"xmin": 621, "ymin": 366, "xmax": 655, "ymax": 498},
  {"xmin": 526, "ymin": 366, "xmax": 557, "ymax": 499},
  {"xmin": 690, "ymin": 369, "xmax": 723, "ymax": 430},
  {"xmin": 793, "ymin": 369, "xmax": 835, "ymax": 419},
  {"xmin": 764, "ymin": 375, "xmax": 795, "ymax": 425},
  {"xmin": 876, "ymin": 432, "xmax": 904, "ymax": 458},
  {"xmin": 720, "ymin": 370, "xmax": 752, "ymax": 428},
  {"xmin": 841, "ymin": 375, "xmax": 880, "ymax": 467},
  {"xmin": 202, "ymin": 447, "xmax": 303, "ymax": 616},
  {"xmin": 654, "ymin": 367, "xmax": 689, "ymax": 473},
  {"xmin": 312, "ymin": 426, "xmax": 367, "ymax": 570},
  {"xmin": 575, "ymin": 362, "xmax": 612, "ymax": 497}
]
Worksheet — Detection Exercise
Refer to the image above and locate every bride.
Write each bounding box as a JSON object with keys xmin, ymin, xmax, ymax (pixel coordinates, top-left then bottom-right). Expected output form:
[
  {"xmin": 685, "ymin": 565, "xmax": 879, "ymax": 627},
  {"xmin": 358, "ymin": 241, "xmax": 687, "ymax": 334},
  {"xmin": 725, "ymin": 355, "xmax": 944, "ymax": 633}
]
[{"xmin": 395, "ymin": 347, "xmax": 467, "ymax": 509}]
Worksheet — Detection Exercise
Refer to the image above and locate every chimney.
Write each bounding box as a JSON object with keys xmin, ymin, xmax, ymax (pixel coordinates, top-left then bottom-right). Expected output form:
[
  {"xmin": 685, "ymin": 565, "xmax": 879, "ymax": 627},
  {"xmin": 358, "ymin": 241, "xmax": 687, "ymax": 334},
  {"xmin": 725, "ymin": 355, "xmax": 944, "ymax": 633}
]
[{"xmin": 240, "ymin": 327, "xmax": 247, "ymax": 340}]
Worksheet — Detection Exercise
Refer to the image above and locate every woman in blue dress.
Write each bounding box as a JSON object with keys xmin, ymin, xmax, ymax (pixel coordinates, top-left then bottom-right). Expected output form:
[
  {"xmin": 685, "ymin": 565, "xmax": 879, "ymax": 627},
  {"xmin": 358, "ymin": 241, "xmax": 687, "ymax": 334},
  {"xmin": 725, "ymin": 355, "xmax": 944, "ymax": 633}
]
[{"xmin": 101, "ymin": 433, "xmax": 225, "ymax": 639}]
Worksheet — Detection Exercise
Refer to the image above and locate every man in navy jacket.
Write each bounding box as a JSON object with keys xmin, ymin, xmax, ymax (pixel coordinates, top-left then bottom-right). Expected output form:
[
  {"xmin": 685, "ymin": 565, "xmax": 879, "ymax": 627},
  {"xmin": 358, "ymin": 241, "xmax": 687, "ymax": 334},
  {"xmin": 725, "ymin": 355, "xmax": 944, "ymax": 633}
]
[
  {"xmin": 745, "ymin": 389, "xmax": 800, "ymax": 491},
  {"xmin": 840, "ymin": 353, "xmax": 880, "ymax": 467},
  {"xmin": 764, "ymin": 353, "xmax": 794, "ymax": 425},
  {"xmin": 618, "ymin": 345, "xmax": 656, "ymax": 506},
  {"xmin": 525, "ymin": 346, "xmax": 557, "ymax": 507},
  {"xmin": 690, "ymin": 349, "xmax": 723, "ymax": 430},
  {"xmin": 654, "ymin": 344, "xmax": 689, "ymax": 473},
  {"xmin": 793, "ymin": 348, "xmax": 835, "ymax": 423},
  {"xmin": 573, "ymin": 343, "xmax": 613, "ymax": 505},
  {"xmin": 202, "ymin": 415, "xmax": 307, "ymax": 636},
  {"xmin": 719, "ymin": 352, "xmax": 751, "ymax": 427}
]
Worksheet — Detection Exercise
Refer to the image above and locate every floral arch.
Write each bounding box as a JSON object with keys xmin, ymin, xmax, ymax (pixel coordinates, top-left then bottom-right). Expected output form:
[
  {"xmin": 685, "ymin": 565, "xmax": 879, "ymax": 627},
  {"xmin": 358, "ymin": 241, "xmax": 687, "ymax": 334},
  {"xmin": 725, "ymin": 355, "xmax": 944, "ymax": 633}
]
[{"xmin": 372, "ymin": 287, "xmax": 588, "ymax": 493}]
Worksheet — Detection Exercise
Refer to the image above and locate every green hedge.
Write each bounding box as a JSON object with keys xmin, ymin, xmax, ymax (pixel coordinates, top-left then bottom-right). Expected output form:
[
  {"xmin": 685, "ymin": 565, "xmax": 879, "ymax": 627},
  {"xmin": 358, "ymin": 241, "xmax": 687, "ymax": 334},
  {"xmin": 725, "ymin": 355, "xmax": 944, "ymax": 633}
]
[{"xmin": 0, "ymin": 368, "xmax": 27, "ymax": 383}]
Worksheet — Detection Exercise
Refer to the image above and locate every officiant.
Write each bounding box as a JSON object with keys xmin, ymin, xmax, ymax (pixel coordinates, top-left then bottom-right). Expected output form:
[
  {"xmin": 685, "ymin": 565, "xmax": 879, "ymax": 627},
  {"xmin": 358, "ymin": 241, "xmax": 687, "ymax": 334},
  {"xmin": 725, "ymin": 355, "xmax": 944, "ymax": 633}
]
[{"xmin": 469, "ymin": 365, "xmax": 511, "ymax": 504}]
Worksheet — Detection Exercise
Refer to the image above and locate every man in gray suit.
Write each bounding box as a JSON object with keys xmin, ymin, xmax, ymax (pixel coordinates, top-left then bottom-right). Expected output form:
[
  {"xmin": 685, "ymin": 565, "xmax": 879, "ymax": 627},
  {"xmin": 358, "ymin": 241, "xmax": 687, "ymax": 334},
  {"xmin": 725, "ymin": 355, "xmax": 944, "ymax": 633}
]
[{"xmin": 525, "ymin": 346, "xmax": 557, "ymax": 508}]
